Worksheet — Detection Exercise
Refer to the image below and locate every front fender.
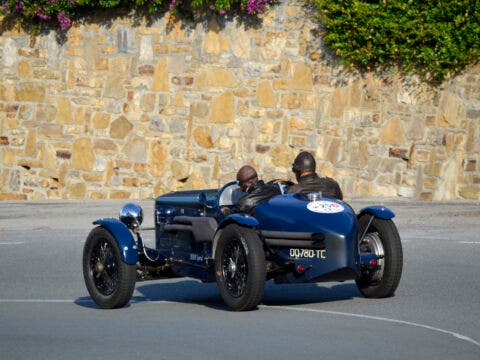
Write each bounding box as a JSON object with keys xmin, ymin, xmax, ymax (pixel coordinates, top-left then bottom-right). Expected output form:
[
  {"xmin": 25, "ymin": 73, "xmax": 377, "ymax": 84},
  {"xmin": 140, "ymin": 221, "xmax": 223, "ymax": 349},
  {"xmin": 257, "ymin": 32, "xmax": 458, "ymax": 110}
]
[
  {"xmin": 212, "ymin": 214, "xmax": 259, "ymax": 258},
  {"xmin": 93, "ymin": 218, "xmax": 138, "ymax": 265},
  {"xmin": 357, "ymin": 206, "xmax": 395, "ymax": 220},
  {"xmin": 219, "ymin": 213, "xmax": 259, "ymax": 229}
]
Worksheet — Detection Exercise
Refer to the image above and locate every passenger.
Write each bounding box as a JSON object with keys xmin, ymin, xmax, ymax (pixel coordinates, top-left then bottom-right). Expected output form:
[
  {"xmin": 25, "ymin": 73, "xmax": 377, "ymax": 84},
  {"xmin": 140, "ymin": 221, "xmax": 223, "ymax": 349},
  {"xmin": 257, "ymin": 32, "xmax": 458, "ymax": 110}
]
[
  {"xmin": 235, "ymin": 165, "xmax": 281, "ymax": 214},
  {"xmin": 286, "ymin": 151, "xmax": 343, "ymax": 200}
]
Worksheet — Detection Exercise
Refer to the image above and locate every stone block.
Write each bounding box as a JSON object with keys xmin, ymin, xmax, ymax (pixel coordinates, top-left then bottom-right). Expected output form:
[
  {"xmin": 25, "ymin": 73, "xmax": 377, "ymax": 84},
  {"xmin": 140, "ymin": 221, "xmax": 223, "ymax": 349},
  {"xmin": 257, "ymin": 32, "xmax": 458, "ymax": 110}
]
[
  {"xmin": 110, "ymin": 116, "xmax": 133, "ymax": 139},
  {"xmin": 210, "ymin": 92, "xmax": 234, "ymax": 123},
  {"xmin": 124, "ymin": 137, "xmax": 147, "ymax": 162},
  {"xmin": 141, "ymin": 93, "xmax": 156, "ymax": 112},
  {"xmin": 149, "ymin": 141, "xmax": 168, "ymax": 176},
  {"xmin": 231, "ymin": 27, "xmax": 251, "ymax": 58},
  {"xmin": 207, "ymin": 69, "xmax": 238, "ymax": 88},
  {"xmin": 152, "ymin": 58, "xmax": 169, "ymax": 92},
  {"xmin": 190, "ymin": 101, "xmax": 209, "ymax": 118},
  {"xmin": 260, "ymin": 119, "xmax": 280, "ymax": 134},
  {"xmin": 116, "ymin": 160, "xmax": 132, "ymax": 168},
  {"xmin": 458, "ymin": 186, "xmax": 479, "ymax": 200},
  {"xmin": 184, "ymin": 169, "xmax": 206, "ymax": 190},
  {"xmin": 464, "ymin": 159, "xmax": 477, "ymax": 172},
  {"xmin": 39, "ymin": 143, "xmax": 57, "ymax": 169},
  {"xmin": 0, "ymin": 193, "xmax": 27, "ymax": 200},
  {"xmin": 273, "ymin": 79, "xmax": 290, "ymax": 90},
  {"xmin": 104, "ymin": 75, "xmax": 125, "ymax": 99},
  {"xmin": 18, "ymin": 61, "xmax": 31, "ymax": 78},
  {"xmin": 291, "ymin": 63, "xmax": 313, "ymax": 90},
  {"xmin": 257, "ymin": 81, "xmax": 275, "ymax": 108},
  {"xmin": 255, "ymin": 144, "xmax": 270, "ymax": 154},
  {"xmin": 325, "ymin": 138, "xmax": 345, "ymax": 164},
  {"xmin": 379, "ymin": 118, "xmax": 405, "ymax": 145},
  {"xmin": 438, "ymin": 93, "xmax": 462, "ymax": 127},
  {"xmin": 56, "ymin": 98, "xmax": 74, "ymax": 124},
  {"xmin": 72, "ymin": 139, "xmax": 95, "ymax": 171},
  {"xmin": 109, "ymin": 190, "xmax": 131, "ymax": 199},
  {"xmin": 36, "ymin": 124, "xmax": 63, "ymax": 139},
  {"xmin": 269, "ymin": 145, "xmax": 296, "ymax": 168},
  {"xmin": 93, "ymin": 113, "xmax": 110, "ymax": 129},
  {"xmin": 262, "ymin": 32, "xmax": 287, "ymax": 60},
  {"xmin": 56, "ymin": 150, "xmax": 71, "ymax": 159},
  {"xmin": 193, "ymin": 126, "xmax": 214, "ymax": 148},
  {"xmin": 68, "ymin": 182, "xmax": 87, "ymax": 199},
  {"xmin": 171, "ymin": 160, "xmax": 191, "ymax": 181},
  {"xmin": 281, "ymin": 93, "xmax": 302, "ymax": 109},
  {"xmin": 15, "ymin": 83, "xmax": 46, "ymax": 102},
  {"xmin": 0, "ymin": 148, "xmax": 17, "ymax": 166},
  {"xmin": 204, "ymin": 20, "xmax": 221, "ymax": 55}
]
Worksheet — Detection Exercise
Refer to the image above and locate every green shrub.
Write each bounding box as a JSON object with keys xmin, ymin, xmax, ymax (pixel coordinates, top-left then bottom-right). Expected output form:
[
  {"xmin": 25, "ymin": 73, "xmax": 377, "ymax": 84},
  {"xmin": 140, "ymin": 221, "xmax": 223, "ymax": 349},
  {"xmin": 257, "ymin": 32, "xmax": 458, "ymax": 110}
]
[{"xmin": 310, "ymin": 0, "xmax": 480, "ymax": 82}]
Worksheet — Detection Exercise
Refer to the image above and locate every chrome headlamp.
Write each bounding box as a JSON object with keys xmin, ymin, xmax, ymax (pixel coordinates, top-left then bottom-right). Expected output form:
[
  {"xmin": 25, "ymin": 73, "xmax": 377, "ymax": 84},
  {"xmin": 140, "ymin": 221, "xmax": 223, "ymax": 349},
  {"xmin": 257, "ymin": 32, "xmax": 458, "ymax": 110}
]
[{"xmin": 119, "ymin": 203, "xmax": 143, "ymax": 230}]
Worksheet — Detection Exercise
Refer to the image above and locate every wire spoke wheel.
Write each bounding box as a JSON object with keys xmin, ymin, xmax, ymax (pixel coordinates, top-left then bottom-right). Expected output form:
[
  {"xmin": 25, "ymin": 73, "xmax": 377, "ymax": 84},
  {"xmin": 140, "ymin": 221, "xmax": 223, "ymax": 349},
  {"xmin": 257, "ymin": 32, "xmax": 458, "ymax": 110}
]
[
  {"xmin": 356, "ymin": 216, "xmax": 403, "ymax": 298},
  {"xmin": 221, "ymin": 239, "xmax": 248, "ymax": 298},
  {"xmin": 215, "ymin": 225, "xmax": 266, "ymax": 311},
  {"xmin": 90, "ymin": 240, "xmax": 119, "ymax": 296},
  {"xmin": 83, "ymin": 227, "xmax": 136, "ymax": 309}
]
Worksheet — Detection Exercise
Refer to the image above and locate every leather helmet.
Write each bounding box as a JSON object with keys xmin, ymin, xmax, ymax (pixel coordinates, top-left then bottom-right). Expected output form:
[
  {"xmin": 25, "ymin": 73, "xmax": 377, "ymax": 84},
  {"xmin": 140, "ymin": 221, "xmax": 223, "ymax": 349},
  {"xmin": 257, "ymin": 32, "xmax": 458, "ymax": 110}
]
[{"xmin": 292, "ymin": 151, "xmax": 316, "ymax": 174}]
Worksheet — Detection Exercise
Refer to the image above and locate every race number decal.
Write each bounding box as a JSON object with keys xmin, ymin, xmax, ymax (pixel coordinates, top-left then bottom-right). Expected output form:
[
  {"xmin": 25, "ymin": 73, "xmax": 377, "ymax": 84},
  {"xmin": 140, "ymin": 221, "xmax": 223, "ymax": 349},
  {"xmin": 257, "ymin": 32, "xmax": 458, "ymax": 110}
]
[{"xmin": 307, "ymin": 200, "xmax": 344, "ymax": 214}]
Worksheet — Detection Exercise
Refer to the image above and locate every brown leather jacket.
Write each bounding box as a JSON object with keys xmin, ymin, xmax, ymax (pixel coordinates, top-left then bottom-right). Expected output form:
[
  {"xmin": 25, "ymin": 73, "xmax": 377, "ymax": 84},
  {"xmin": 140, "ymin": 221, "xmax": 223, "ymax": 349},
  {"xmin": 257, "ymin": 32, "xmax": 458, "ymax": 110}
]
[{"xmin": 286, "ymin": 173, "xmax": 343, "ymax": 200}]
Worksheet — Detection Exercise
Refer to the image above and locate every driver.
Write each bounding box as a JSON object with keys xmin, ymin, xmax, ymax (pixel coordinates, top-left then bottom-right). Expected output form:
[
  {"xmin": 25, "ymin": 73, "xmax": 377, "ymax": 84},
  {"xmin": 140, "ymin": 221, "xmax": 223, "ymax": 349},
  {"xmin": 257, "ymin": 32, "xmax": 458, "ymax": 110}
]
[
  {"xmin": 235, "ymin": 165, "xmax": 281, "ymax": 214},
  {"xmin": 286, "ymin": 151, "xmax": 343, "ymax": 200}
]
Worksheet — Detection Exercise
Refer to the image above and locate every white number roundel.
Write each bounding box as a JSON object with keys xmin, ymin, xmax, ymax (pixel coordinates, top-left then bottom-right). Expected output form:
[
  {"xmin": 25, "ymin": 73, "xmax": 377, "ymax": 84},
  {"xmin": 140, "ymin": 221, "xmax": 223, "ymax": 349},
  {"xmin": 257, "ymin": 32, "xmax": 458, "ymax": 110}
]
[{"xmin": 307, "ymin": 200, "xmax": 344, "ymax": 214}]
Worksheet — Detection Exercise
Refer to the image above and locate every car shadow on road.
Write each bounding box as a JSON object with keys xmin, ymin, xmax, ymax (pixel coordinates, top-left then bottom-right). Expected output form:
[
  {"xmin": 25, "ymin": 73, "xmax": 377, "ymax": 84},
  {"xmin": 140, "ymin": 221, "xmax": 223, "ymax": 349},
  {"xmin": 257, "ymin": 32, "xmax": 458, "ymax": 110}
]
[{"xmin": 75, "ymin": 279, "xmax": 362, "ymax": 310}]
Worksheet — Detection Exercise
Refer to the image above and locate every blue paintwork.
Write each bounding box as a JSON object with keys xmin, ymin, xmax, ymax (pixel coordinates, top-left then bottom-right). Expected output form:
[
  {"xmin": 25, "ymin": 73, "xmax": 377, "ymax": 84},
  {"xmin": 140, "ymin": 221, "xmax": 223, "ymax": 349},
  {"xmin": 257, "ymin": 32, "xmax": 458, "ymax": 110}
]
[
  {"xmin": 219, "ymin": 213, "xmax": 259, "ymax": 229},
  {"xmin": 92, "ymin": 218, "xmax": 138, "ymax": 265},
  {"xmin": 88, "ymin": 184, "xmax": 397, "ymax": 284},
  {"xmin": 357, "ymin": 205, "xmax": 395, "ymax": 220},
  {"xmin": 254, "ymin": 194, "xmax": 359, "ymax": 281}
]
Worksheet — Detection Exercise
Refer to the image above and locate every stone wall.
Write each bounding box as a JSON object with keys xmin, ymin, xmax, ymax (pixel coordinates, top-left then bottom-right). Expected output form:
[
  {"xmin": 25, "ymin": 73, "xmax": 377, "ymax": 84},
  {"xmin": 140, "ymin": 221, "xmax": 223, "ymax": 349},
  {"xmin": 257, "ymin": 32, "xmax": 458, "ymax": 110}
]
[{"xmin": 1, "ymin": 2, "xmax": 479, "ymax": 201}]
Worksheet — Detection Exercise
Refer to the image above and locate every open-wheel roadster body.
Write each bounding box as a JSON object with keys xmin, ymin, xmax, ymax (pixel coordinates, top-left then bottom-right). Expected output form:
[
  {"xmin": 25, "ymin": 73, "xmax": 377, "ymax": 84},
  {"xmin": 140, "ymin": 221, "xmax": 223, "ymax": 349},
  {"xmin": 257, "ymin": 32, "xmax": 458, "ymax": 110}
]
[{"xmin": 83, "ymin": 181, "xmax": 403, "ymax": 311}]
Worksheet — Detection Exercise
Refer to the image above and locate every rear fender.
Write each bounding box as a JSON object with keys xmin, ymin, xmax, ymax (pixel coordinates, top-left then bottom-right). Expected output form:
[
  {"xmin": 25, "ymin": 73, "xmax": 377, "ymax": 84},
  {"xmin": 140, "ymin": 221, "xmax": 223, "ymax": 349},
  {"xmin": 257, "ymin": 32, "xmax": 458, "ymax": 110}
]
[
  {"xmin": 357, "ymin": 206, "xmax": 395, "ymax": 242},
  {"xmin": 212, "ymin": 214, "xmax": 259, "ymax": 258},
  {"xmin": 92, "ymin": 218, "xmax": 138, "ymax": 265}
]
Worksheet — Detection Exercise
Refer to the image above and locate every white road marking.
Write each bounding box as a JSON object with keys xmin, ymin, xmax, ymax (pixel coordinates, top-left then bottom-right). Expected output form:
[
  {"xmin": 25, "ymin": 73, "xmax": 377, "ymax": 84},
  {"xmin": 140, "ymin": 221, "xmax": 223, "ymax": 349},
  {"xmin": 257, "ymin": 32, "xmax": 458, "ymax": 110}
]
[
  {"xmin": 260, "ymin": 305, "xmax": 480, "ymax": 348},
  {"xmin": 0, "ymin": 299, "xmax": 85, "ymax": 303},
  {"xmin": 0, "ymin": 242, "xmax": 25, "ymax": 245},
  {"xmin": 402, "ymin": 238, "xmax": 480, "ymax": 245},
  {"xmin": 0, "ymin": 298, "xmax": 478, "ymax": 349}
]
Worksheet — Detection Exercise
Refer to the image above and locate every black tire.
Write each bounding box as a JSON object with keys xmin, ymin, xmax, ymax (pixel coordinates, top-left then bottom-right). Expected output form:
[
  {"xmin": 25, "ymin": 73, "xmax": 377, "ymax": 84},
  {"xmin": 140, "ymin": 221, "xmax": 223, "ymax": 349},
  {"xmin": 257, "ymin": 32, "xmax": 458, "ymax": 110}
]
[
  {"xmin": 215, "ymin": 224, "xmax": 266, "ymax": 311},
  {"xmin": 83, "ymin": 226, "xmax": 136, "ymax": 309},
  {"xmin": 355, "ymin": 216, "xmax": 403, "ymax": 298}
]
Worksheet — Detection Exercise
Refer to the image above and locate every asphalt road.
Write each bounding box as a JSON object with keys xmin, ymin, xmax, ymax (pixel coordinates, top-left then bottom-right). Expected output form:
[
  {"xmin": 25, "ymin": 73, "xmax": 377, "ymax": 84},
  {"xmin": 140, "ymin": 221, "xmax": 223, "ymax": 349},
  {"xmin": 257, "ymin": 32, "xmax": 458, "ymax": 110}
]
[{"xmin": 0, "ymin": 198, "xmax": 479, "ymax": 359}]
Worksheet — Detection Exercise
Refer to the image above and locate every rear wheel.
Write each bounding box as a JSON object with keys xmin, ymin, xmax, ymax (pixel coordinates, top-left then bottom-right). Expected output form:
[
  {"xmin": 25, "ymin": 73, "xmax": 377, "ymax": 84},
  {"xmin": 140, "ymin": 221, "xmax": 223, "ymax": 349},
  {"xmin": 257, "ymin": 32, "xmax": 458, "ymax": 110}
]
[
  {"xmin": 83, "ymin": 227, "xmax": 136, "ymax": 309},
  {"xmin": 356, "ymin": 216, "xmax": 403, "ymax": 298},
  {"xmin": 215, "ymin": 225, "xmax": 266, "ymax": 311}
]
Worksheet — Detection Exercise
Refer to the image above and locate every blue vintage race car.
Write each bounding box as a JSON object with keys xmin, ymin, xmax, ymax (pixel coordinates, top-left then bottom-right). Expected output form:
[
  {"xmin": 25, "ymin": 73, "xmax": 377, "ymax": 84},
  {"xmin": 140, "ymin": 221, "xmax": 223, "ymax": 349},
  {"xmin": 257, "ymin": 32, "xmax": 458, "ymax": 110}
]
[{"xmin": 83, "ymin": 181, "xmax": 403, "ymax": 311}]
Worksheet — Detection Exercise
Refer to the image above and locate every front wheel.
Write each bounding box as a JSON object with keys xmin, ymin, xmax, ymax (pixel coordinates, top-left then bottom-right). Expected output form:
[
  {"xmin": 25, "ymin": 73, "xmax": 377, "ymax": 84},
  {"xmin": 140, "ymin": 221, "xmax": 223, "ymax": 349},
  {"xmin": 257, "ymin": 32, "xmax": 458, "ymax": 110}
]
[
  {"xmin": 83, "ymin": 227, "xmax": 136, "ymax": 309},
  {"xmin": 356, "ymin": 217, "xmax": 403, "ymax": 298},
  {"xmin": 215, "ymin": 225, "xmax": 266, "ymax": 311}
]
